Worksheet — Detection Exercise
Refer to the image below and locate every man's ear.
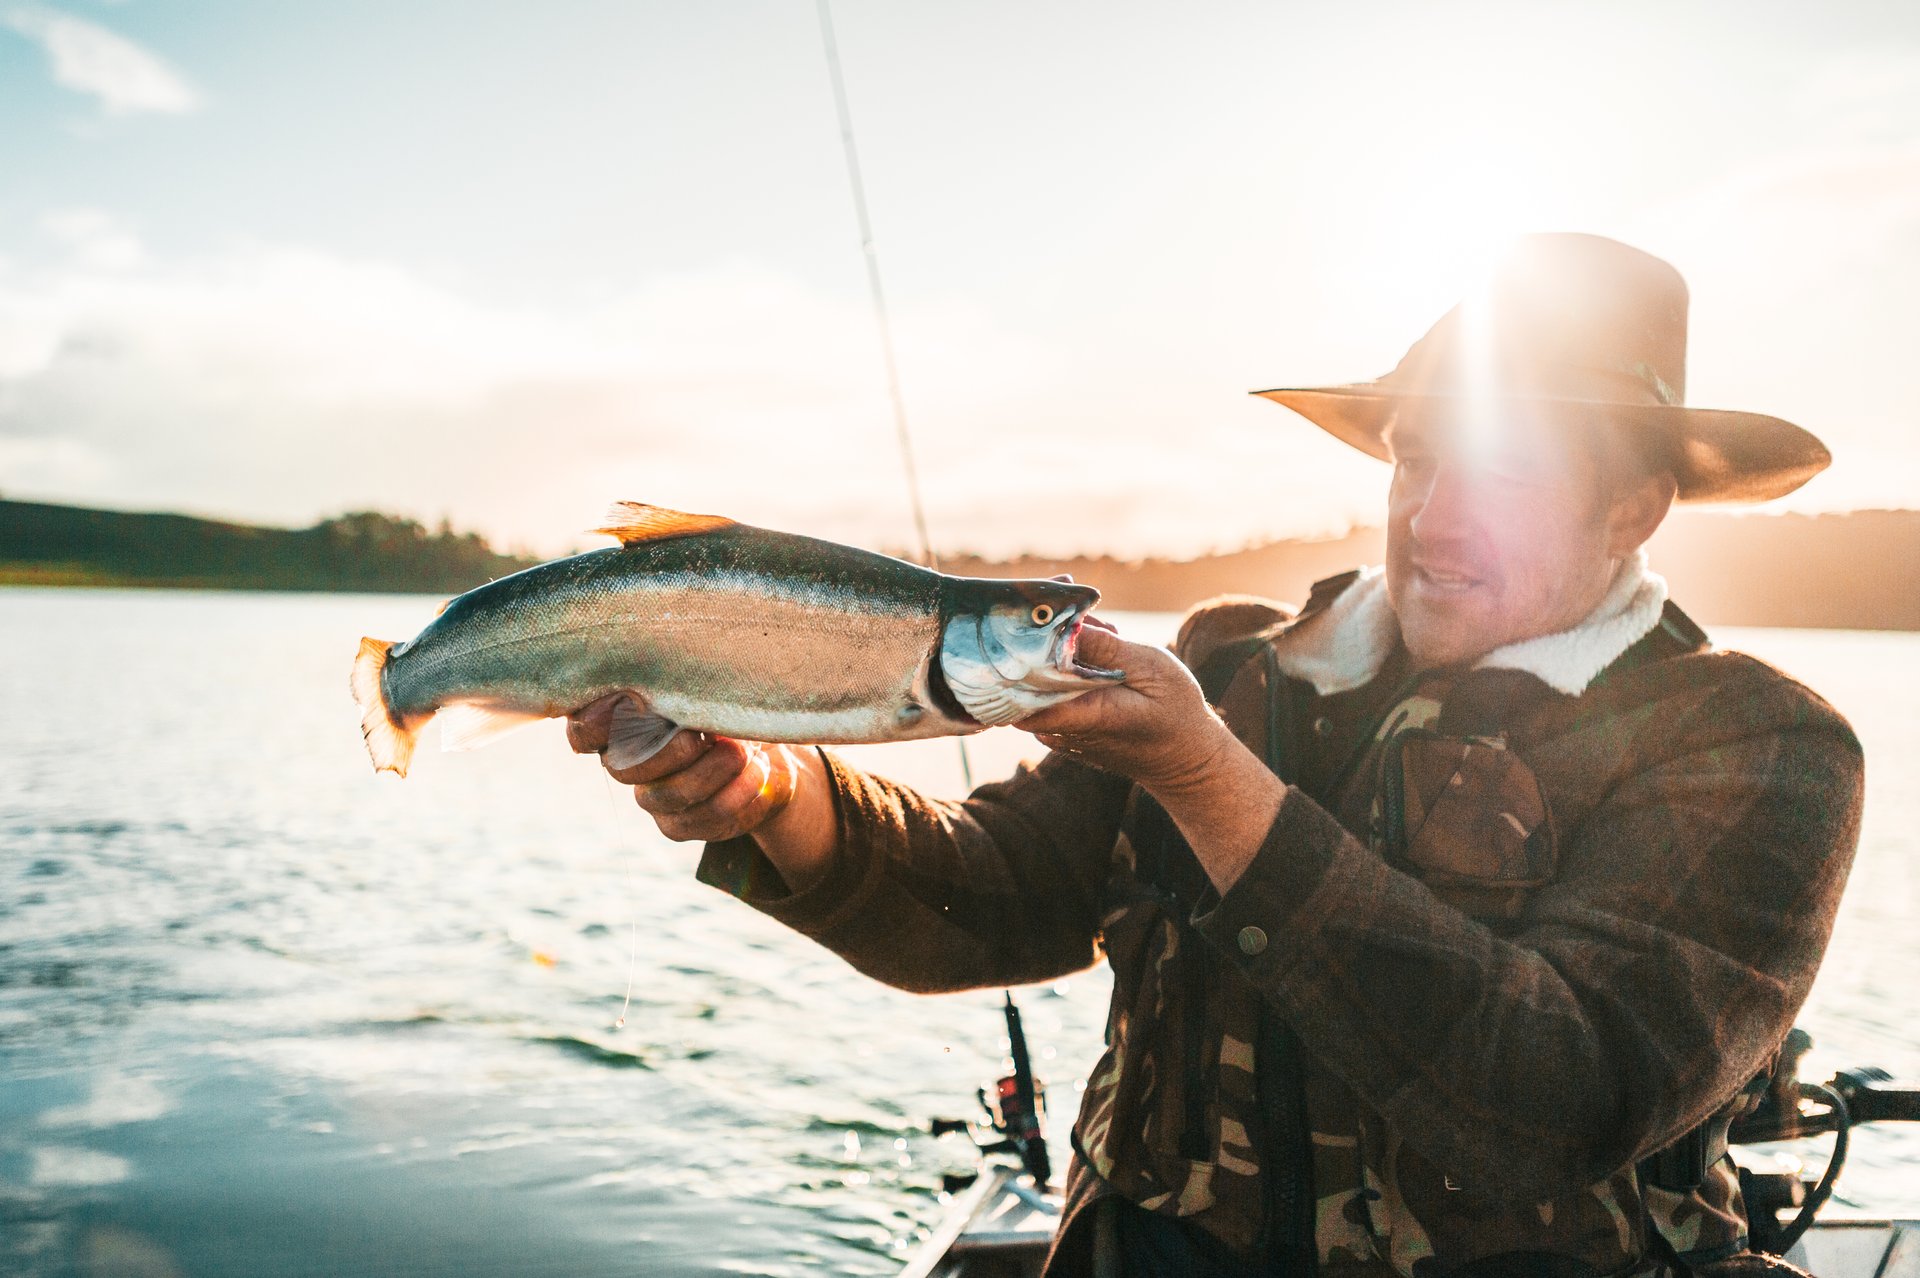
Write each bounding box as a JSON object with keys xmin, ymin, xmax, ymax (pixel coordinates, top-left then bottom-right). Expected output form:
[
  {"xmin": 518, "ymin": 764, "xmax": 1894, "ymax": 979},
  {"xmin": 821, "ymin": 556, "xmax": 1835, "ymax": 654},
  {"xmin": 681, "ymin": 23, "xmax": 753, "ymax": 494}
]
[{"xmin": 1608, "ymin": 470, "xmax": 1677, "ymax": 557}]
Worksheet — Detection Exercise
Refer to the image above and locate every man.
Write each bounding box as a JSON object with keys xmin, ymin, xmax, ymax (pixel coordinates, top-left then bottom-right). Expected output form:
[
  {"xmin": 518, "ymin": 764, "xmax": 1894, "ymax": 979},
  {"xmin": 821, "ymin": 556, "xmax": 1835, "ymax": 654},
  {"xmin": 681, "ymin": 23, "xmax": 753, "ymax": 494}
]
[{"xmin": 569, "ymin": 234, "xmax": 1864, "ymax": 1276}]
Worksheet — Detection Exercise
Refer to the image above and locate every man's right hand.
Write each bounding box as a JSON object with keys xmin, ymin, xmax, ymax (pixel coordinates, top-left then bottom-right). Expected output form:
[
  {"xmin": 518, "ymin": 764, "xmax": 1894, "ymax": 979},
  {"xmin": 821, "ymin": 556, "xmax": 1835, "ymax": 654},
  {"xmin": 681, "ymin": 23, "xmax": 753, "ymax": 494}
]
[{"xmin": 566, "ymin": 696, "xmax": 840, "ymax": 892}]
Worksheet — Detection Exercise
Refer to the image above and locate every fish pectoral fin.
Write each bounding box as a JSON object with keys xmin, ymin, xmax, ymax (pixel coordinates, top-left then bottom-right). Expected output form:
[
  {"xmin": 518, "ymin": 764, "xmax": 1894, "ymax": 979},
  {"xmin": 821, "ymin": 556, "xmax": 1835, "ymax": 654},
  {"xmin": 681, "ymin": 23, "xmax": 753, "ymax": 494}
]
[
  {"xmin": 604, "ymin": 698, "xmax": 682, "ymax": 770},
  {"xmin": 437, "ymin": 703, "xmax": 546, "ymax": 752},
  {"xmin": 593, "ymin": 502, "xmax": 738, "ymax": 547}
]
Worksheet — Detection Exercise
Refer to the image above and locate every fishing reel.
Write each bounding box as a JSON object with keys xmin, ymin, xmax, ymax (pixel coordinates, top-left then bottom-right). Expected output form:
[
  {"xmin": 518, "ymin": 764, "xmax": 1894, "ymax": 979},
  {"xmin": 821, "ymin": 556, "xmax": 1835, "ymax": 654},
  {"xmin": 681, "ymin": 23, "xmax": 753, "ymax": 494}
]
[
  {"xmin": 1727, "ymin": 1029, "xmax": 1920, "ymax": 1254},
  {"xmin": 930, "ymin": 993, "xmax": 1053, "ymax": 1194}
]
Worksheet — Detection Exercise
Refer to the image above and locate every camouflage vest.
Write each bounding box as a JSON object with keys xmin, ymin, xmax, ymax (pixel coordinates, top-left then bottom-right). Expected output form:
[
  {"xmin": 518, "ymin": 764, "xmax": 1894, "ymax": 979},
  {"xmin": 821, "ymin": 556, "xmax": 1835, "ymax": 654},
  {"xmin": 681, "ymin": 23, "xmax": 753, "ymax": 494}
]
[{"xmin": 1070, "ymin": 575, "xmax": 1752, "ymax": 1277}]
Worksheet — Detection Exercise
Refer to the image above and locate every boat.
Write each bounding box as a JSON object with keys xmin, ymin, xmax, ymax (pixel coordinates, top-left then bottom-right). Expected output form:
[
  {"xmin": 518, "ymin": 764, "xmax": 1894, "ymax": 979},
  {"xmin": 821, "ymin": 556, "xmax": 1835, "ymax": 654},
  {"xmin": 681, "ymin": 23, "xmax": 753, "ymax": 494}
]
[
  {"xmin": 904, "ymin": 1012, "xmax": 1920, "ymax": 1277},
  {"xmin": 901, "ymin": 1164, "xmax": 1056, "ymax": 1278}
]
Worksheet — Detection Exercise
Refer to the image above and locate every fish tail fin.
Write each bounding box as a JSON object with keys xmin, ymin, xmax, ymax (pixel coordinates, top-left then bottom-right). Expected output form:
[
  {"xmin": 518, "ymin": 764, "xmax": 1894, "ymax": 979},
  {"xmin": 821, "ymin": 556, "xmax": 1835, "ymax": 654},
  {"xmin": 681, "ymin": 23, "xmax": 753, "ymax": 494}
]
[{"xmin": 351, "ymin": 637, "xmax": 421, "ymax": 777}]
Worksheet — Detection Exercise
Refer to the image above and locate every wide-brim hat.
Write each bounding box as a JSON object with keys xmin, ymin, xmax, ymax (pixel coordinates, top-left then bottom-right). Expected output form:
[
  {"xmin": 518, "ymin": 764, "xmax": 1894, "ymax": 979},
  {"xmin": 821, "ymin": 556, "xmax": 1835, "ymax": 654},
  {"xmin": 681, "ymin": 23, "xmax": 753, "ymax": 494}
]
[{"xmin": 1253, "ymin": 233, "xmax": 1830, "ymax": 502}]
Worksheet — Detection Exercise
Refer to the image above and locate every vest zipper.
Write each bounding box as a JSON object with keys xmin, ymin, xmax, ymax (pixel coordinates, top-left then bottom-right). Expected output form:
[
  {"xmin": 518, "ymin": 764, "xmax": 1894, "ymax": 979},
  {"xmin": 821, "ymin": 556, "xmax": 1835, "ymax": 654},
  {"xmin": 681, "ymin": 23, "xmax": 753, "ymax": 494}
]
[
  {"xmin": 1179, "ymin": 941, "xmax": 1213, "ymax": 1162},
  {"xmin": 1256, "ymin": 1009, "xmax": 1318, "ymax": 1274}
]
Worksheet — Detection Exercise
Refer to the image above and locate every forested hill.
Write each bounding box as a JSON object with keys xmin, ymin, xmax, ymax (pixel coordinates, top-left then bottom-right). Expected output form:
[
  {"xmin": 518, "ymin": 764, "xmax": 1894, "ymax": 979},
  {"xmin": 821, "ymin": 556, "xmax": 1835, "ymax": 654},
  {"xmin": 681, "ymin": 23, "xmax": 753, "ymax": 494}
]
[
  {"xmin": 0, "ymin": 500, "xmax": 538, "ymax": 593},
  {"xmin": 940, "ymin": 508, "xmax": 1920, "ymax": 631}
]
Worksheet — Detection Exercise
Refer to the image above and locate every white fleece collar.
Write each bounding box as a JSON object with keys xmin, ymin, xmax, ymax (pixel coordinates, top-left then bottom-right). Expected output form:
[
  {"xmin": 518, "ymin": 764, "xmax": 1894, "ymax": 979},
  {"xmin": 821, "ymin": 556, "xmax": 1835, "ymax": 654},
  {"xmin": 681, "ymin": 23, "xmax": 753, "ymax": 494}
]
[
  {"xmin": 1266, "ymin": 565, "xmax": 1398, "ymax": 697},
  {"xmin": 1269, "ymin": 551, "xmax": 1670, "ymax": 699}
]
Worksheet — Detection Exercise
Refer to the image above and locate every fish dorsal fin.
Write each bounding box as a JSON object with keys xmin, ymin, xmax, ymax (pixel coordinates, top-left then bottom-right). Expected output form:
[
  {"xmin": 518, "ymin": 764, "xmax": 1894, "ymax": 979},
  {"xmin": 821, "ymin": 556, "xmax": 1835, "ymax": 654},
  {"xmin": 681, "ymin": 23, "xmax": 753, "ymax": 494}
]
[{"xmin": 593, "ymin": 502, "xmax": 737, "ymax": 547}]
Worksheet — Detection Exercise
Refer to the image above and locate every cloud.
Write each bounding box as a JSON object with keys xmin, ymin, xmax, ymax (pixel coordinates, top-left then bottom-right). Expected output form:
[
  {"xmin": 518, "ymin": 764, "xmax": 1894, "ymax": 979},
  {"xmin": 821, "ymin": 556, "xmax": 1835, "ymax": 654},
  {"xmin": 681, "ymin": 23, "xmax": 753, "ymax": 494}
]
[
  {"xmin": 5, "ymin": 4, "xmax": 199, "ymax": 115},
  {"xmin": 41, "ymin": 207, "xmax": 146, "ymax": 270},
  {"xmin": 8, "ymin": 181, "xmax": 1914, "ymax": 561},
  {"xmin": 0, "ymin": 215, "xmax": 1386, "ymax": 559}
]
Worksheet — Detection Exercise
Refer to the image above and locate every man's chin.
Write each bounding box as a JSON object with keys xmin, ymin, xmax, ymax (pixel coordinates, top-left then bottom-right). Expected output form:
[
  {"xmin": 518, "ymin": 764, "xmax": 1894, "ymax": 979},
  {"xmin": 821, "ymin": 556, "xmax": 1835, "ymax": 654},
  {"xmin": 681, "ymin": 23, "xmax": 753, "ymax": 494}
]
[{"xmin": 1398, "ymin": 606, "xmax": 1497, "ymax": 671}]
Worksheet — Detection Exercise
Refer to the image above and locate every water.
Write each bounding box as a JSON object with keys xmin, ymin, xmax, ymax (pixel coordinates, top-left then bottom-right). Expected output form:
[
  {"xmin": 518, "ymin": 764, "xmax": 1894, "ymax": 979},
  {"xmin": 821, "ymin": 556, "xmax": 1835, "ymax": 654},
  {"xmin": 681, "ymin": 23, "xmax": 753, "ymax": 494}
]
[{"xmin": 1, "ymin": 590, "xmax": 1916, "ymax": 1276}]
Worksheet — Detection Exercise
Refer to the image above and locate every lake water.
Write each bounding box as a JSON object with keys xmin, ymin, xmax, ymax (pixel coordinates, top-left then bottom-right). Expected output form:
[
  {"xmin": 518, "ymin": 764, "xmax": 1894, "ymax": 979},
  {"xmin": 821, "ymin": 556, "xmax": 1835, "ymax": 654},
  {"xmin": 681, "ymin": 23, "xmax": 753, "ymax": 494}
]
[{"xmin": 3, "ymin": 589, "xmax": 1917, "ymax": 1276}]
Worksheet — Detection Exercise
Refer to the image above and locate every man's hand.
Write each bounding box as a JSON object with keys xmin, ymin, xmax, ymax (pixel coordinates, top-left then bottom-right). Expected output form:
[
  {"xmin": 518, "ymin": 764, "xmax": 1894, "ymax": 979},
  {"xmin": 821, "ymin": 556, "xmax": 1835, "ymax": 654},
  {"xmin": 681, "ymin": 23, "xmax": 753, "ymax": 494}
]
[
  {"xmin": 1018, "ymin": 622, "xmax": 1285, "ymax": 895},
  {"xmin": 1016, "ymin": 622, "xmax": 1238, "ymax": 797},
  {"xmin": 566, "ymin": 696, "xmax": 839, "ymax": 891}
]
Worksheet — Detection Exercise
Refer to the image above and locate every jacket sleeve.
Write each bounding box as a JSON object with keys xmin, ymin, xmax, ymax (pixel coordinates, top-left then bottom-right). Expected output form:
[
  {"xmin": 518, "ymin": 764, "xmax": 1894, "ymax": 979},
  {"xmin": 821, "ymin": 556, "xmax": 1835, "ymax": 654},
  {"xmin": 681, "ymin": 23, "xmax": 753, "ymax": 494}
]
[
  {"xmin": 694, "ymin": 596, "xmax": 1293, "ymax": 995},
  {"xmin": 1191, "ymin": 656, "xmax": 1865, "ymax": 1201},
  {"xmin": 696, "ymin": 746, "xmax": 1132, "ymax": 993}
]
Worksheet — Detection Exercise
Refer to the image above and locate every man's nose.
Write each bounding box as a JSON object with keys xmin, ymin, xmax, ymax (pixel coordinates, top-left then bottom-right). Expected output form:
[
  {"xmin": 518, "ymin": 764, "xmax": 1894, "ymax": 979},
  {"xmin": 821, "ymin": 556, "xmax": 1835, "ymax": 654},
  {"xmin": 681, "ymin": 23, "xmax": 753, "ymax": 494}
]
[{"xmin": 1407, "ymin": 461, "xmax": 1483, "ymax": 544}]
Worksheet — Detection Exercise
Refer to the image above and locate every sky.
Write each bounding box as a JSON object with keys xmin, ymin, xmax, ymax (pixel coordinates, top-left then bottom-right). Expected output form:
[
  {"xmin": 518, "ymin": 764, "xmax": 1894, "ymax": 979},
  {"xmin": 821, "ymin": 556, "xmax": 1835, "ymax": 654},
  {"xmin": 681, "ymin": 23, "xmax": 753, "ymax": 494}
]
[{"xmin": 2, "ymin": 0, "xmax": 1918, "ymax": 558}]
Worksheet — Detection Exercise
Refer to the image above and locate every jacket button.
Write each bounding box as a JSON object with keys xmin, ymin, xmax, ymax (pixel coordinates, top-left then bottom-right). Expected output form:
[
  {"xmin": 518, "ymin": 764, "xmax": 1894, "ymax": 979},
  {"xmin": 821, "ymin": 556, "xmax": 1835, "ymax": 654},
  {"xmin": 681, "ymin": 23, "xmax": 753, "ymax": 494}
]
[
  {"xmin": 1237, "ymin": 926, "xmax": 1268, "ymax": 956},
  {"xmin": 1312, "ymin": 716, "xmax": 1334, "ymax": 736}
]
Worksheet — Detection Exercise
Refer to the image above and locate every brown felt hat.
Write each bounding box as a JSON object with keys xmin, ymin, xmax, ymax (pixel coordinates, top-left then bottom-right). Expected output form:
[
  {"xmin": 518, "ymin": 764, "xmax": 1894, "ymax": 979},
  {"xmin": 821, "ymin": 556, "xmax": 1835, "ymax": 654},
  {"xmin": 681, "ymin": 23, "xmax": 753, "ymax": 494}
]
[{"xmin": 1254, "ymin": 233, "xmax": 1830, "ymax": 502}]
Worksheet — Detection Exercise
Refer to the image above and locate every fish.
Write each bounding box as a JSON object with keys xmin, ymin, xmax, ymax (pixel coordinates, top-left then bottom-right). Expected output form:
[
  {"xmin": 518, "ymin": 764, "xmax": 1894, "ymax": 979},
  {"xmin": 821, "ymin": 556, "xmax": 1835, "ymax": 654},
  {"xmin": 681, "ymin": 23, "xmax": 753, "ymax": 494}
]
[{"xmin": 350, "ymin": 502, "xmax": 1124, "ymax": 777}]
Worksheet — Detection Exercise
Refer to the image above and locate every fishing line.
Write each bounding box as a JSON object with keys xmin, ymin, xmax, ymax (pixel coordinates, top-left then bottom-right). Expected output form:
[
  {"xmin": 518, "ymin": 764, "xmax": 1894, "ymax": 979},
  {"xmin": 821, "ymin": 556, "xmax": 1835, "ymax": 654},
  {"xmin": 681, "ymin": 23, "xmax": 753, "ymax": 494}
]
[
  {"xmin": 602, "ymin": 771, "xmax": 642, "ymax": 1029},
  {"xmin": 616, "ymin": 842, "xmax": 638, "ymax": 1029},
  {"xmin": 815, "ymin": 0, "xmax": 974, "ymax": 792}
]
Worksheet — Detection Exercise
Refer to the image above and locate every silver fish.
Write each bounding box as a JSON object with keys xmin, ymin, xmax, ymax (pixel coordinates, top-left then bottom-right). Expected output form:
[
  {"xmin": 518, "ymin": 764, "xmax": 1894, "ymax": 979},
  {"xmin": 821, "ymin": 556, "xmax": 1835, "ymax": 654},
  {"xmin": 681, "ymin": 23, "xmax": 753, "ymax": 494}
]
[{"xmin": 351, "ymin": 502, "xmax": 1123, "ymax": 776}]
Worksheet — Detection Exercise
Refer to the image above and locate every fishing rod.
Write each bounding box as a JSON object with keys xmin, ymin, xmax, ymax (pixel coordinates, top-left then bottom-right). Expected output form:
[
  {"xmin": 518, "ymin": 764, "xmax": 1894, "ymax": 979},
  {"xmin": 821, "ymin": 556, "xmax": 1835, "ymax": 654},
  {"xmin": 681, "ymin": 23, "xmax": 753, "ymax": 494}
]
[
  {"xmin": 815, "ymin": 0, "xmax": 972, "ymax": 796},
  {"xmin": 815, "ymin": 0, "xmax": 940, "ymax": 579},
  {"xmin": 816, "ymin": 0, "xmax": 1052, "ymax": 1190}
]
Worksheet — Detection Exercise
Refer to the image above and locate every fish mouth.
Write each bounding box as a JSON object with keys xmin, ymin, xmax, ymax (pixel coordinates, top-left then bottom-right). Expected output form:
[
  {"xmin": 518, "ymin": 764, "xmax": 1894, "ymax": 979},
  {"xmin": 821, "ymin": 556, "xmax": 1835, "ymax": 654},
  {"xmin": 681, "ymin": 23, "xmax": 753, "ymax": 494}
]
[{"xmin": 1053, "ymin": 608, "xmax": 1124, "ymax": 682}]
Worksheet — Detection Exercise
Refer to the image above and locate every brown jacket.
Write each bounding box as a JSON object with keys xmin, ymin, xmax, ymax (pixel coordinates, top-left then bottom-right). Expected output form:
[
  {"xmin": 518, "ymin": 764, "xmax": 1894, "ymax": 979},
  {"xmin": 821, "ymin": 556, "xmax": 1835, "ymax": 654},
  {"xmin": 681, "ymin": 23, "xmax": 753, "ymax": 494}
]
[{"xmin": 697, "ymin": 580, "xmax": 1863, "ymax": 1276}]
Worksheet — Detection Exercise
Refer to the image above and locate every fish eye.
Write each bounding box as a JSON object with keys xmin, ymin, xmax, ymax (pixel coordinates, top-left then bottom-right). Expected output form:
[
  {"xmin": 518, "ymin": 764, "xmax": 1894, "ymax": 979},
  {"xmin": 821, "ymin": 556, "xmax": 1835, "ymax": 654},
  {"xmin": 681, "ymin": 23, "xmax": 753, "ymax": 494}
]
[{"xmin": 1029, "ymin": 603, "xmax": 1055, "ymax": 627}]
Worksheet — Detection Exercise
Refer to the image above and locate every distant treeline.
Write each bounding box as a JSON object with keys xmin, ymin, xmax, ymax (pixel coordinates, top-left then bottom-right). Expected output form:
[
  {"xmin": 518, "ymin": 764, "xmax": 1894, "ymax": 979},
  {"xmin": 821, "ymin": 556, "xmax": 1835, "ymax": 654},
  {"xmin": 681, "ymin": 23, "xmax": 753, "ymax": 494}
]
[
  {"xmin": 0, "ymin": 500, "xmax": 538, "ymax": 593},
  {"xmin": 943, "ymin": 509, "xmax": 1920, "ymax": 632}
]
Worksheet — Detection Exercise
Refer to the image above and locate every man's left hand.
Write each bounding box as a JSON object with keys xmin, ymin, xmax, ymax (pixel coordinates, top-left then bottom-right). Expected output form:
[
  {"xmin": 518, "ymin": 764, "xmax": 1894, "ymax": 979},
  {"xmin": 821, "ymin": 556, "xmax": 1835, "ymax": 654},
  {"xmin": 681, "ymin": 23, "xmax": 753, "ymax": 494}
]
[
  {"xmin": 1017, "ymin": 621, "xmax": 1238, "ymax": 800},
  {"xmin": 1019, "ymin": 620, "xmax": 1286, "ymax": 896}
]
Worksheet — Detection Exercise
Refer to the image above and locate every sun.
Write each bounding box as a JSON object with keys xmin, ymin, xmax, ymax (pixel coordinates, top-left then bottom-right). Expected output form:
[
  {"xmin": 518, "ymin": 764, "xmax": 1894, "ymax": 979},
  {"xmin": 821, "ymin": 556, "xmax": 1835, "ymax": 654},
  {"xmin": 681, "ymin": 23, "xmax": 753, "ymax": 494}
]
[{"xmin": 1352, "ymin": 153, "xmax": 1578, "ymax": 345}]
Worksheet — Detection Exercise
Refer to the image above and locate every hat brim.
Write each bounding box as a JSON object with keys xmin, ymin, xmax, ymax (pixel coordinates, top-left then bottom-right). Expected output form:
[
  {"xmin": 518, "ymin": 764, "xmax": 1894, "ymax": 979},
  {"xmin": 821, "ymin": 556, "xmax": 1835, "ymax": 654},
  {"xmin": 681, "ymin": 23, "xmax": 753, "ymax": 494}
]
[{"xmin": 1253, "ymin": 385, "xmax": 1831, "ymax": 504}]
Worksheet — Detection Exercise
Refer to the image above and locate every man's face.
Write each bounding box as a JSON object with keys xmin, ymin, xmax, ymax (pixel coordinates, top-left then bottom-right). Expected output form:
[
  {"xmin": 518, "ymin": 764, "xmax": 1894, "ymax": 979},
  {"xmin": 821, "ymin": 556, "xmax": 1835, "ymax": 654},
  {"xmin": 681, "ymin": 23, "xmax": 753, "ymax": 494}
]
[{"xmin": 1385, "ymin": 403, "xmax": 1625, "ymax": 671}]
